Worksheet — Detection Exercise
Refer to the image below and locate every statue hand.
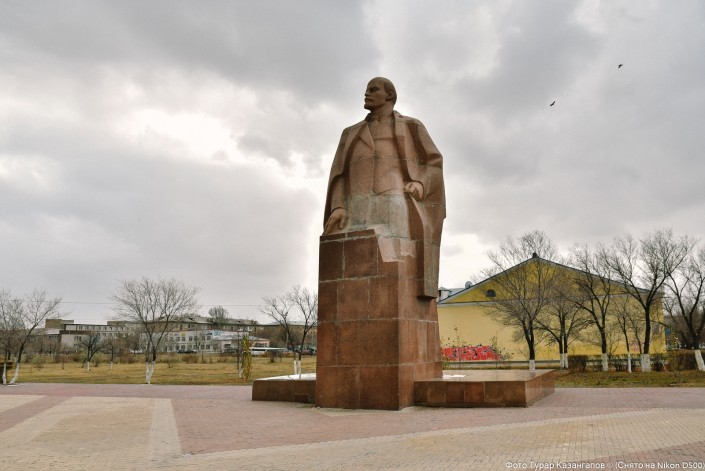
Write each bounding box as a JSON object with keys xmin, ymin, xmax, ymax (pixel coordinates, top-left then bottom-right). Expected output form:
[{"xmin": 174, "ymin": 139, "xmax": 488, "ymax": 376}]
[
  {"xmin": 324, "ymin": 208, "xmax": 347, "ymax": 235},
  {"xmin": 404, "ymin": 181, "xmax": 424, "ymax": 201}
]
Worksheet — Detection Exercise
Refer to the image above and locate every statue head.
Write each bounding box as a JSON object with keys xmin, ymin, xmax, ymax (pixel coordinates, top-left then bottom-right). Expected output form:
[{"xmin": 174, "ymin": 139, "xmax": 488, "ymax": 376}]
[{"xmin": 364, "ymin": 77, "xmax": 397, "ymax": 111}]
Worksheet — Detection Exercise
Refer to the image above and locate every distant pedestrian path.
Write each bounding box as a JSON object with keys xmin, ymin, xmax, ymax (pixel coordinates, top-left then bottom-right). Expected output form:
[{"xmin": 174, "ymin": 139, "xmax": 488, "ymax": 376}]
[{"xmin": 1, "ymin": 383, "xmax": 704, "ymax": 470}]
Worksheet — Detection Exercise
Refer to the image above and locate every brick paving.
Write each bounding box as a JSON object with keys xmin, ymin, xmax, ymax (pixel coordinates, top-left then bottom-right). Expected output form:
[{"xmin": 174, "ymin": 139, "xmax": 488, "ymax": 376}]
[{"xmin": 1, "ymin": 383, "xmax": 705, "ymax": 470}]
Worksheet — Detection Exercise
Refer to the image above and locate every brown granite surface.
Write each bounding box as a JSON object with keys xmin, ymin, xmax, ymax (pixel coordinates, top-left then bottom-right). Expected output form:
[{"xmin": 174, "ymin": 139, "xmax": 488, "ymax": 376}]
[
  {"xmin": 251, "ymin": 374, "xmax": 316, "ymax": 404},
  {"xmin": 253, "ymin": 369, "xmax": 555, "ymax": 408},
  {"xmin": 414, "ymin": 369, "xmax": 555, "ymax": 407},
  {"xmin": 316, "ymin": 230, "xmax": 442, "ymax": 410}
]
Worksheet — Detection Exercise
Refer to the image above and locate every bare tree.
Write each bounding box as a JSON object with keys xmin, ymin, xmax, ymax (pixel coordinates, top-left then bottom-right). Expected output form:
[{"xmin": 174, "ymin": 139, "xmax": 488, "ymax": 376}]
[
  {"xmin": 606, "ymin": 229, "xmax": 693, "ymax": 371},
  {"xmin": 0, "ymin": 290, "xmax": 22, "ymax": 385},
  {"xmin": 193, "ymin": 331, "xmax": 209, "ymax": 363},
  {"xmin": 612, "ymin": 296, "xmax": 643, "ymax": 373},
  {"xmin": 77, "ymin": 331, "xmax": 105, "ymax": 372},
  {"xmin": 663, "ymin": 244, "xmax": 705, "ymax": 371},
  {"xmin": 101, "ymin": 333, "xmax": 127, "ymax": 371},
  {"xmin": 534, "ymin": 273, "xmax": 591, "ymax": 369},
  {"xmin": 569, "ymin": 244, "xmax": 620, "ymax": 372},
  {"xmin": 261, "ymin": 285, "xmax": 317, "ymax": 377},
  {"xmin": 111, "ymin": 277, "xmax": 199, "ymax": 384},
  {"xmin": 208, "ymin": 305, "xmax": 229, "ymax": 328},
  {"xmin": 0, "ymin": 289, "xmax": 63, "ymax": 385},
  {"xmin": 483, "ymin": 231, "xmax": 562, "ymax": 371}
]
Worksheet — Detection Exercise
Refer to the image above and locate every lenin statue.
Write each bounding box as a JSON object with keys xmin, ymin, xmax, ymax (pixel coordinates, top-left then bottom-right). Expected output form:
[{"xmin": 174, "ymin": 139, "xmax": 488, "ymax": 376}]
[
  {"xmin": 316, "ymin": 77, "xmax": 445, "ymax": 409},
  {"xmin": 322, "ymin": 77, "xmax": 445, "ymax": 298}
]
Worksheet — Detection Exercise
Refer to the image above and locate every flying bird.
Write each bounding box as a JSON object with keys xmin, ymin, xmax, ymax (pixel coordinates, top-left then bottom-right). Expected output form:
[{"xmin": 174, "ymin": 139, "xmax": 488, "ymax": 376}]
[
  {"xmin": 550, "ymin": 101, "xmax": 556, "ymax": 106},
  {"xmin": 618, "ymin": 64, "xmax": 623, "ymax": 68}
]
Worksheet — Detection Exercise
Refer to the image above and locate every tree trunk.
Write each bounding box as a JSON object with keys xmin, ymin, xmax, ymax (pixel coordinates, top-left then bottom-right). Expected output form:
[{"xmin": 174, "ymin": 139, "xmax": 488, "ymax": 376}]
[
  {"xmin": 643, "ymin": 311, "xmax": 651, "ymax": 357},
  {"xmin": 641, "ymin": 353, "xmax": 651, "ymax": 372},
  {"xmin": 556, "ymin": 341, "xmax": 564, "ymax": 369},
  {"xmin": 145, "ymin": 360, "xmax": 156, "ymax": 384},
  {"xmin": 529, "ymin": 359, "xmax": 536, "ymax": 371},
  {"xmin": 695, "ymin": 349, "xmax": 705, "ymax": 372},
  {"xmin": 85, "ymin": 361, "xmax": 90, "ymax": 372},
  {"xmin": 623, "ymin": 331, "xmax": 632, "ymax": 373},
  {"xmin": 293, "ymin": 356, "xmax": 303, "ymax": 376},
  {"xmin": 9, "ymin": 361, "xmax": 20, "ymax": 384},
  {"xmin": 2, "ymin": 362, "xmax": 7, "ymax": 385},
  {"xmin": 601, "ymin": 353, "xmax": 609, "ymax": 372}
]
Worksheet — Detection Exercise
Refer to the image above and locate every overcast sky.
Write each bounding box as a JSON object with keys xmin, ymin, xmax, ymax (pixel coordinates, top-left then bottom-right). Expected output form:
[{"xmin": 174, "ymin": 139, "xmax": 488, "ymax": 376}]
[{"xmin": 1, "ymin": 1, "xmax": 704, "ymax": 324}]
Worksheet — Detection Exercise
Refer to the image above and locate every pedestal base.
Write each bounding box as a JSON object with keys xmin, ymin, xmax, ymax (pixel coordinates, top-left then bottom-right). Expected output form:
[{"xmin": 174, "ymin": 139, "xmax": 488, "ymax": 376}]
[
  {"xmin": 251, "ymin": 374, "xmax": 316, "ymax": 403},
  {"xmin": 414, "ymin": 370, "xmax": 556, "ymax": 407},
  {"xmin": 315, "ymin": 230, "xmax": 442, "ymax": 410},
  {"xmin": 252, "ymin": 370, "xmax": 556, "ymax": 408}
]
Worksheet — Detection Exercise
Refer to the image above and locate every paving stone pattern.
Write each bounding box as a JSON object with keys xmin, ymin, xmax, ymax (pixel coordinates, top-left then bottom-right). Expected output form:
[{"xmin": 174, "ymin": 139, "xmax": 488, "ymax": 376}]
[{"xmin": 1, "ymin": 383, "xmax": 704, "ymax": 470}]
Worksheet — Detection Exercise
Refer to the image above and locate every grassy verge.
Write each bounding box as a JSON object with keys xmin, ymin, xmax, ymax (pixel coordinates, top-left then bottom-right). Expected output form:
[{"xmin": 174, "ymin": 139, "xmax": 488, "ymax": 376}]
[
  {"xmin": 7, "ymin": 356, "xmax": 317, "ymax": 386},
  {"xmin": 555, "ymin": 370, "xmax": 705, "ymax": 387},
  {"xmin": 7, "ymin": 358, "xmax": 705, "ymax": 387}
]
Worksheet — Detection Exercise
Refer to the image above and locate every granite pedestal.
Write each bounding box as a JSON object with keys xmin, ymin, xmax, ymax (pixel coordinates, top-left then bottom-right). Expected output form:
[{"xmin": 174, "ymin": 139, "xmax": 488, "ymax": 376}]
[
  {"xmin": 315, "ymin": 229, "xmax": 442, "ymax": 410},
  {"xmin": 252, "ymin": 370, "xmax": 555, "ymax": 408}
]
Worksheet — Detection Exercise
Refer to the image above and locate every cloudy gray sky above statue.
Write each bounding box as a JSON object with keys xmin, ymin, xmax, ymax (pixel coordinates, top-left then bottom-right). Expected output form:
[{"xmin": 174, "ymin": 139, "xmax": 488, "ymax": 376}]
[{"xmin": 1, "ymin": 1, "xmax": 703, "ymax": 323}]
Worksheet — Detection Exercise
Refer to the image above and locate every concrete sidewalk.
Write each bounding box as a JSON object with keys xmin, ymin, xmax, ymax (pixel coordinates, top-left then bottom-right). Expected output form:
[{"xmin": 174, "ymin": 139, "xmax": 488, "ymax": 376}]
[{"xmin": 1, "ymin": 383, "xmax": 704, "ymax": 470}]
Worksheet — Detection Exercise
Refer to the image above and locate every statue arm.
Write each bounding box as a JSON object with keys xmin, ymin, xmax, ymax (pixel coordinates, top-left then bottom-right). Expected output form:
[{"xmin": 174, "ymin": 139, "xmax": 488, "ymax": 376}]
[
  {"xmin": 401, "ymin": 120, "xmax": 443, "ymax": 204},
  {"xmin": 323, "ymin": 127, "xmax": 353, "ymax": 234},
  {"xmin": 323, "ymin": 208, "xmax": 347, "ymax": 235},
  {"xmin": 403, "ymin": 181, "xmax": 424, "ymax": 201}
]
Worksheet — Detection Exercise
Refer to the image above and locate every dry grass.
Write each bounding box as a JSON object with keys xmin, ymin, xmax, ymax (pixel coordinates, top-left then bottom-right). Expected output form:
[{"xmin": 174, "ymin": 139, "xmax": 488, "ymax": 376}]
[
  {"xmin": 555, "ymin": 370, "xmax": 705, "ymax": 387},
  {"xmin": 11, "ymin": 357, "xmax": 705, "ymax": 388},
  {"xmin": 11, "ymin": 356, "xmax": 317, "ymax": 385}
]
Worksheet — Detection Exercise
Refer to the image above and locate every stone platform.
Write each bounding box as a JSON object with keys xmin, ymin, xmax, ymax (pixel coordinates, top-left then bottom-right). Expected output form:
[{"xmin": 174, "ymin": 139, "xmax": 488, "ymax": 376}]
[
  {"xmin": 253, "ymin": 369, "xmax": 555, "ymax": 408},
  {"xmin": 251, "ymin": 373, "xmax": 316, "ymax": 404},
  {"xmin": 415, "ymin": 369, "xmax": 555, "ymax": 407}
]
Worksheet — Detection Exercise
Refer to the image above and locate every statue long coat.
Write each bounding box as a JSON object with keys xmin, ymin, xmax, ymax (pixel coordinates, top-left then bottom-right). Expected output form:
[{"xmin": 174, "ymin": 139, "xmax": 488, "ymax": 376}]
[{"xmin": 324, "ymin": 111, "xmax": 446, "ymax": 298}]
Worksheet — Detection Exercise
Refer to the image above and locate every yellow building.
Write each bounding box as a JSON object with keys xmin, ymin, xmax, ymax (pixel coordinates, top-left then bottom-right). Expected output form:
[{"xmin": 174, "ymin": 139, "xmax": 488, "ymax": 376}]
[{"xmin": 437, "ymin": 256, "xmax": 666, "ymax": 364}]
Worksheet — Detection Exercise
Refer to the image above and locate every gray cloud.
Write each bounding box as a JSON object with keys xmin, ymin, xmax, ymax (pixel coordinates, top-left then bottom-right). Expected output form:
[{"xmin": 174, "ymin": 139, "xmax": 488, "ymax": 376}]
[{"xmin": 1, "ymin": 0, "xmax": 704, "ymax": 320}]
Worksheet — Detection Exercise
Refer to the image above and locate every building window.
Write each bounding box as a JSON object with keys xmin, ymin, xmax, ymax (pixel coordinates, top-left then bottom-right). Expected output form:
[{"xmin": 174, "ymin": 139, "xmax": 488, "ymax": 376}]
[{"xmin": 486, "ymin": 289, "xmax": 496, "ymax": 298}]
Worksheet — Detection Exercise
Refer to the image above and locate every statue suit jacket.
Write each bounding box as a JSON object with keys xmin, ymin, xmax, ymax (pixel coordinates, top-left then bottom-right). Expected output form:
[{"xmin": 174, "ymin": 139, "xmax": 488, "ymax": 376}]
[{"xmin": 324, "ymin": 111, "xmax": 446, "ymax": 298}]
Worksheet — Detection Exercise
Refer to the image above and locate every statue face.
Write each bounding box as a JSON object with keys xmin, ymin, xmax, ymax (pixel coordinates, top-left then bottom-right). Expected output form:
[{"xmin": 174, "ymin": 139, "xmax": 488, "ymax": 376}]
[{"xmin": 364, "ymin": 79, "xmax": 392, "ymax": 111}]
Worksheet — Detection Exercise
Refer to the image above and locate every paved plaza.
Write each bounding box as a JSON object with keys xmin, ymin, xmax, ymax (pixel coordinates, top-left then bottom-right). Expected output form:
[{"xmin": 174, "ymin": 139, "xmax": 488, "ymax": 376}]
[{"xmin": 1, "ymin": 383, "xmax": 705, "ymax": 470}]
